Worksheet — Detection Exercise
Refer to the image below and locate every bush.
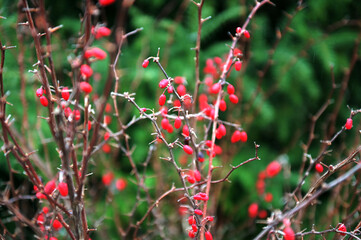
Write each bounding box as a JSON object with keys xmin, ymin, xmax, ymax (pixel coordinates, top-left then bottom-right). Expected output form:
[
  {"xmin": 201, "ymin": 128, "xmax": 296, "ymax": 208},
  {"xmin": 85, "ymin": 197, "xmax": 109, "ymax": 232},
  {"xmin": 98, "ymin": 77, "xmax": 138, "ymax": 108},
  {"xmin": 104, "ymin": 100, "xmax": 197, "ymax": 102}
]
[{"xmin": 0, "ymin": 0, "xmax": 361, "ymax": 239}]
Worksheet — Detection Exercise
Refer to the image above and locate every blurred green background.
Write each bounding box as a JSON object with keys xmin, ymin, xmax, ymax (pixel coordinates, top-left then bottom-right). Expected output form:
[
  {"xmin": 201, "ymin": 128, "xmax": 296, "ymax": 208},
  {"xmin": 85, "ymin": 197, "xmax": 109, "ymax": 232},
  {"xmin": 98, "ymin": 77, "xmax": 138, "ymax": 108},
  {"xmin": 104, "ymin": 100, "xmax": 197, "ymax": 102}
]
[{"xmin": 0, "ymin": 0, "xmax": 361, "ymax": 239}]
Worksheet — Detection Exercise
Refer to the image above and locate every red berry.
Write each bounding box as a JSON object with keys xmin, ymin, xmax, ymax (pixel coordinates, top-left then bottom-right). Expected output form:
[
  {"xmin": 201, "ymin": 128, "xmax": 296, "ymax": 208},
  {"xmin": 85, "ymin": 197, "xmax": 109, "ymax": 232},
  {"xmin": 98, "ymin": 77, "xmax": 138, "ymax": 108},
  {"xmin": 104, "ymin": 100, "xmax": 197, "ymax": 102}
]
[
  {"xmin": 206, "ymin": 216, "xmax": 214, "ymax": 222},
  {"xmin": 177, "ymin": 84, "xmax": 187, "ymax": 96},
  {"xmin": 199, "ymin": 192, "xmax": 209, "ymax": 201},
  {"xmin": 92, "ymin": 26, "xmax": 111, "ymax": 39},
  {"xmin": 235, "ymin": 61, "xmax": 242, "ymax": 71},
  {"xmin": 99, "ymin": 0, "xmax": 116, "ymax": 7},
  {"xmin": 193, "ymin": 170, "xmax": 201, "ymax": 182},
  {"xmin": 102, "ymin": 172, "xmax": 114, "ymax": 186},
  {"xmin": 160, "ymin": 107, "xmax": 168, "ymax": 117},
  {"xmin": 49, "ymin": 237, "xmax": 58, "ymax": 240},
  {"xmin": 236, "ymin": 27, "xmax": 242, "ymax": 34},
  {"xmin": 104, "ymin": 115, "xmax": 112, "ymax": 125},
  {"xmin": 205, "ymin": 231, "xmax": 213, "ymax": 240},
  {"xmin": 210, "ymin": 83, "xmax": 221, "ymax": 94},
  {"xmin": 191, "ymin": 224, "xmax": 197, "ymax": 232},
  {"xmin": 36, "ymin": 192, "xmax": 46, "ymax": 199},
  {"xmin": 73, "ymin": 109, "xmax": 81, "ymax": 121},
  {"xmin": 115, "ymin": 178, "xmax": 127, "ymax": 191},
  {"xmin": 92, "ymin": 47, "xmax": 107, "ymax": 60},
  {"xmin": 80, "ymin": 64, "xmax": 93, "ymax": 78},
  {"xmin": 174, "ymin": 117, "xmax": 182, "ymax": 129},
  {"xmin": 174, "ymin": 76, "xmax": 184, "ymax": 84},
  {"xmin": 64, "ymin": 107, "xmax": 72, "ymax": 118},
  {"xmin": 167, "ymin": 124, "xmax": 174, "ymax": 133},
  {"xmin": 264, "ymin": 193, "xmax": 273, "ymax": 202},
  {"xmin": 84, "ymin": 49, "xmax": 93, "ymax": 59},
  {"xmin": 227, "ymin": 84, "xmax": 235, "ymax": 94},
  {"xmin": 198, "ymin": 152, "xmax": 205, "ymax": 162},
  {"xmin": 188, "ymin": 216, "xmax": 195, "ymax": 225},
  {"xmin": 52, "ymin": 219, "xmax": 62, "ymax": 230},
  {"xmin": 217, "ymin": 124, "xmax": 226, "ymax": 137},
  {"xmin": 159, "ymin": 79, "xmax": 169, "ymax": 88},
  {"xmin": 167, "ymin": 86, "xmax": 173, "ymax": 93},
  {"xmin": 37, "ymin": 213, "xmax": 45, "ymax": 224},
  {"xmin": 283, "ymin": 227, "xmax": 295, "ymax": 240},
  {"xmin": 194, "ymin": 209, "xmax": 203, "ymax": 215},
  {"xmin": 105, "ymin": 103, "xmax": 112, "ymax": 113},
  {"xmin": 183, "ymin": 145, "xmax": 193, "ymax": 155},
  {"xmin": 58, "ymin": 182, "xmax": 68, "ymax": 197},
  {"xmin": 194, "ymin": 194, "xmax": 202, "ymax": 200},
  {"xmin": 42, "ymin": 207, "xmax": 49, "ymax": 214},
  {"xmin": 205, "ymin": 140, "xmax": 213, "ymax": 148},
  {"xmin": 79, "ymin": 81, "xmax": 92, "ymax": 94},
  {"xmin": 142, "ymin": 59, "xmax": 149, "ymax": 68},
  {"xmin": 243, "ymin": 30, "xmax": 251, "ymax": 39},
  {"xmin": 229, "ymin": 94, "xmax": 239, "ymax": 104},
  {"xmin": 214, "ymin": 56, "xmax": 222, "ymax": 65},
  {"xmin": 266, "ymin": 161, "xmax": 282, "ymax": 177},
  {"xmin": 204, "ymin": 77, "xmax": 213, "ymax": 87},
  {"xmin": 97, "ymin": 26, "xmax": 111, "ymax": 37},
  {"xmin": 248, "ymin": 203, "xmax": 258, "ymax": 218},
  {"xmin": 345, "ymin": 118, "xmax": 353, "ymax": 130},
  {"xmin": 36, "ymin": 87, "xmax": 44, "ymax": 97},
  {"xmin": 104, "ymin": 132, "xmax": 110, "ymax": 141},
  {"xmin": 182, "ymin": 125, "xmax": 189, "ymax": 136},
  {"xmin": 258, "ymin": 210, "xmax": 268, "ymax": 219},
  {"xmin": 187, "ymin": 175, "xmax": 195, "ymax": 184},
  {"xmin": 315, "ymin": 163, "xmax": 323, "ymax": 173},
  {"xmin": 39, "ymin": 96, "xmax": 48, "ymax": 107},
  {"xmin": 188, "ymin": 230, "xmax": 195, "ymax": 238},
  {"xmin": 62, "ymin": 87, "xmax": 70, "ymax": 101},
  {"xmin": 240, "ymin": 131, "xmax": 247, "ymax": 142},
  {"xmin": 161, "ymin": 118, "xmax": 169, "ymax": 130},
  {"xmin": 219, "ymin": 99, "xmax": 227, "ymax": 111},
  {"xmin": 102, "ymin": 143, "xmax": 111, "ymax": 153},
  {"xmin": 159, "ymin": 94, "xmax": 166, "ymax": 106},
  {"xmin": 179, "ymin": 206, "xmax": 188, "ymax": 216},
  {"xmin": 44, "ymin": 180, "xmax": 56, "ymax": 195},
  {"xmin": 214, "ymin": 145, "xmax": 223, "ymax": 155},
  {"xmin": 234, "ymin": 48, "xmax": 242, "ymax": 56},
  {"xmin": 338, "ymin": 224, "xmax": 347, "ymax": 236},
  {"xmin": 231, "ymin": 130, "xmax": 241, "ymax": 143}
]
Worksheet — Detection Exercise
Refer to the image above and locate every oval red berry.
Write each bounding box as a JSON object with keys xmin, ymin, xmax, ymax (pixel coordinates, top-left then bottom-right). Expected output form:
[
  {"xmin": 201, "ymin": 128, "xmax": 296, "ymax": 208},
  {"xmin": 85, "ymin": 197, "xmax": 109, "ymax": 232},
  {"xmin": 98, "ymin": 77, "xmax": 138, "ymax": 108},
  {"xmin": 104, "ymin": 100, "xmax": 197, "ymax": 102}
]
[
  {"xmin": 159, "ymin": 94, "xmax": 166, "ymax": 106},
  {"xmin": 80, "ymin": 64, "xmax": 93, "ymax": 78},
  {"xmin": 79, "ymin": 81, "xmax": 92, "ymax": 94},
  {"xmin": 39, "ymin": 96, "xmax": 48, "ymax": 107},
  {"xmin": 58, "ymin": 182, "xmax": 68, "ymax": 197},
  {"xmin": 235, "ymin": 61, "xmax": 242, "ymax": 71},
  {"xmin": 174, "ymin": 117, "xmax": 182, "ymax": 129},
  {"xmin": 345, "ymin": 118, "xmax": 353, "ymax": 130},
  {"xmin": 142, "ymin": 59, "xmax": 149, "ymax": 68},
  {"xmin": 243, "ymin": 30, "xmax": 251, "ymax": 39},
  {"xmin": 227, "ymin": 84, "xmax": 235, "ymax": 95},
  {"xmin": 205, "ymin": 231, "xmax": 213, "ymax": 240},
  {"xmin": 36, "ymin": 87, "xmax": 44, "ymax": 97},
  {"xmin": 62, "ymin": 87, "xmax": 70, "ymax": 101},
  {"xmin": 183, "ymin": 145, "xmax": 193, "ymax": 155},
  {"xmin": 315, "ymin": 163, "xmax": 323, "ymax": 173},
  {"xmin": 44, "ymin": 180, "xmax": 56, "ymax": 195},
  {"xmin": 229, "ymin": 94, "xmax": 239, "ymax": 104}
]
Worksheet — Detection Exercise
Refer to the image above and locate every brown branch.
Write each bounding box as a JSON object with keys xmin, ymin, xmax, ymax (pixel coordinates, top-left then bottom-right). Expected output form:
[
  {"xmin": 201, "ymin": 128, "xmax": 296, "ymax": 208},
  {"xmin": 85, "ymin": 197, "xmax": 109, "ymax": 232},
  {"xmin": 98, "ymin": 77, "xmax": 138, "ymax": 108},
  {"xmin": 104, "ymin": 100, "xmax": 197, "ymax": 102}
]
[
  {"xmin": 191, "ymin": 0, "xmax": 206, "ymax": 122},
  {"xmin": 254, "ymin": 162, "xmax": 361, "ymax": 240}
]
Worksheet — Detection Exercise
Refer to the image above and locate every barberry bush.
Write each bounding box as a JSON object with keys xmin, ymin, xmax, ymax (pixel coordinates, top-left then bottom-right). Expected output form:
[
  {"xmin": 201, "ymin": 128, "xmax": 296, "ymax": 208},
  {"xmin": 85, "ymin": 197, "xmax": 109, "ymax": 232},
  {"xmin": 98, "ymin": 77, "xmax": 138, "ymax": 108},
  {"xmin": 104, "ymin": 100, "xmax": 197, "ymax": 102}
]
[{"xmin": 0, "ymin": 0, "xmax": 361, "ymax": 239}]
